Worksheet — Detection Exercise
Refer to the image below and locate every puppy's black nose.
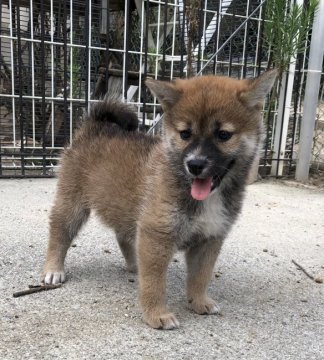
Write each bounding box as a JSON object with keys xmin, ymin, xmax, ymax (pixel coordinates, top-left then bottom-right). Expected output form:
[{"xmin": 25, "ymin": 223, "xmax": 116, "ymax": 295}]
[{"xmin": 187, "ymin": 159, "xmax": 208, "ymax": 176}]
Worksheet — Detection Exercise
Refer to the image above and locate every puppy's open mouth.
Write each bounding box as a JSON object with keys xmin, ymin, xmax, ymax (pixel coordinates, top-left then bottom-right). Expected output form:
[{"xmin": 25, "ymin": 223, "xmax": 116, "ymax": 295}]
[{"xmin": 190, "ymin": 160, "xmax": 235, "ymax": 201}]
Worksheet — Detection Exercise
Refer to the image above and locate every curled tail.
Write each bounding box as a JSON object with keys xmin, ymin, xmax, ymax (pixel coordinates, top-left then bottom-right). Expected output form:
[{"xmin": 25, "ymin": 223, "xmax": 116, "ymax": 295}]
[{"xmin": 88, "ymin": 99, "xmax": 139, "ymax": 133}]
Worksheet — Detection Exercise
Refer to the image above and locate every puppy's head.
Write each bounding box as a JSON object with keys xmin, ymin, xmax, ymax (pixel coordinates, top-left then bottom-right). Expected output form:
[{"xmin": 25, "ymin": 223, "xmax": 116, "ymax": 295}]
[{"xmin": 146, "ymin": 71, "xmax": 277, "ymax": 201}]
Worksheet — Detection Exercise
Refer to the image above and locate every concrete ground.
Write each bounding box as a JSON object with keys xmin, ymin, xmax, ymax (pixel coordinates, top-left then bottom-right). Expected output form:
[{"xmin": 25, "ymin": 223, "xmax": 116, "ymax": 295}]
[{"xmin": 0, "ymin": 179, "xmax": 323, "ymax": 360}]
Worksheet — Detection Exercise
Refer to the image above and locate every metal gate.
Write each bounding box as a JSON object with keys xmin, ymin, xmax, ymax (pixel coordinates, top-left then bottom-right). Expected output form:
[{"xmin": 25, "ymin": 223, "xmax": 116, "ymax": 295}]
[{"xmin": 0, "ymin": 0, "xmax": 323, "ymax": 179}]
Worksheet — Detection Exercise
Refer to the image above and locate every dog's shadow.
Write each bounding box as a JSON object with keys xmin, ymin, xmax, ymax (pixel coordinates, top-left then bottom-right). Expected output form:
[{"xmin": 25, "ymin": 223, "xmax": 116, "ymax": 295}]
[
  {"xmin": 67, "ymin": 256, "xmax": 133, "ymax": 284},
  {"xmin": 63, "ymin": 253, "xmax": 294, "ymax": 316}
]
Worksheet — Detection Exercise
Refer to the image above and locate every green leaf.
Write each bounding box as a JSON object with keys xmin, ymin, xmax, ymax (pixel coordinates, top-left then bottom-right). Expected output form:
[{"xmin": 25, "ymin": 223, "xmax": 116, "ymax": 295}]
[{"xmin": 264, "ymin": 0, "xmax": 319, "ymax": 76}]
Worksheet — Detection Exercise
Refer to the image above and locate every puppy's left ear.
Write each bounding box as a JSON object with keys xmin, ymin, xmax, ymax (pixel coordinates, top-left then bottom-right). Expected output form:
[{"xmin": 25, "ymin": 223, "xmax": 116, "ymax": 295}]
[
  {"xmin": 145, "ymin": 78, "xmax": 182, "ymax": 111},
  {"xmin": 240, "ymin": 69, "xmax": 278, "ymax": 108}
]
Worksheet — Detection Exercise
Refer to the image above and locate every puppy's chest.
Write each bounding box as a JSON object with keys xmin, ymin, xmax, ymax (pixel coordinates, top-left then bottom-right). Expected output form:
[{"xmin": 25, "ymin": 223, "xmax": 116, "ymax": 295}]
[{"xmin": 174, "ymin": 193, "xmax": 230, "ymax": 249}]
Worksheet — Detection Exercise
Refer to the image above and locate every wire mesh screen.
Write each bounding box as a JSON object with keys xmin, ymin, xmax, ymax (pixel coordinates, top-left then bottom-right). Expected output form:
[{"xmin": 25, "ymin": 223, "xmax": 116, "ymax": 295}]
[{"xmin": 0, "ymin": 0, "xmax": 323, "ymax": 178}]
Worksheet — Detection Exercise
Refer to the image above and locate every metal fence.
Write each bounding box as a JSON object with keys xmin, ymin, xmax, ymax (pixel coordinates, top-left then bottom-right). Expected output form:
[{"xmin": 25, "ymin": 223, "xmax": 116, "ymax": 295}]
[{"xmin": 0, "ymin": 0, "xmax": 323, "ymax": 179}]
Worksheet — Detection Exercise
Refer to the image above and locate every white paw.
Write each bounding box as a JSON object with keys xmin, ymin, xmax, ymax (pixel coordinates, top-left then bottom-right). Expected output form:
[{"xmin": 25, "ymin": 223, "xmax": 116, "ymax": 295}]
[
  {"xmin": 207, "ymin": 302, "xmax": 221, "ymax": 314},
  {"xmin": 189, "ymin": 296, "xmax": 221, "ymax": 315},
  {"xmin": 160, "ymin": 313, "xmax": 180, "ymax": 330},
  {"xmin": 43, "ymin": 271, "xmax": 65, "ymax": 285},
  {"xmin": 144, "ymin": 311, "xmax": 180, "ymax": 330}
]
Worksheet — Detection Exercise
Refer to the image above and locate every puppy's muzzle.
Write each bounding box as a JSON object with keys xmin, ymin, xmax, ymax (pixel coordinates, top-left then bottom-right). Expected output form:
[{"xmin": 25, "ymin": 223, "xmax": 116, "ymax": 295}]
[{"xmin": 186, "ymin": 159, "xmax": 208, "ymax": 176}]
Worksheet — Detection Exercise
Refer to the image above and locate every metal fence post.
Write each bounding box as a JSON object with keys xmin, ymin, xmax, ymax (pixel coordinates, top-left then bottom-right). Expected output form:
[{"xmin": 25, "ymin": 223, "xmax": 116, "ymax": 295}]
[
  {"xmin": 270, "ymin": 0, "xmax": 305, "ymax": 178},
  {"xmin": 295, "ymin": 0, "xmax": 324, "ymax": 181}
]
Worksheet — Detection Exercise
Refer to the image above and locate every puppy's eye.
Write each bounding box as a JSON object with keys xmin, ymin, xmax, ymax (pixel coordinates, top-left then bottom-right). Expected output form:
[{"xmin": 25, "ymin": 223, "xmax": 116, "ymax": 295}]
[
  {"xmin": 217, "ymin": 130, "xmax": 232, "ymax": 142},
  {"xmin": 180, "ymin": 129, "xmax": 192, "ymax": 140}
]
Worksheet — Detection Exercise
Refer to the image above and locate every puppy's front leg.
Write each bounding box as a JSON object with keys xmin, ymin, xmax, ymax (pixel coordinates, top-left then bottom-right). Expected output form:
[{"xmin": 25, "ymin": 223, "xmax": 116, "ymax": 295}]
[
  {"xmin": 186, "ymin": 238, "xmax": 223, "ymax": 315},
  {"xmin": 137, "ymin": 227, "xmax": 178, "ymax": 330}
]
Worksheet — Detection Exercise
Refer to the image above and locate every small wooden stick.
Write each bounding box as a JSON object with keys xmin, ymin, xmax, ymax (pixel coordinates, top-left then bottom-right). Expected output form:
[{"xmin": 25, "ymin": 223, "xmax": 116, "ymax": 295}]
[
  {"xmin": 13, "ymin": 284, "xmax": 62, "ymax": 298},
  {"xmin": 292, "ymin": 260, "xmax": 323, "ymax": 283}
]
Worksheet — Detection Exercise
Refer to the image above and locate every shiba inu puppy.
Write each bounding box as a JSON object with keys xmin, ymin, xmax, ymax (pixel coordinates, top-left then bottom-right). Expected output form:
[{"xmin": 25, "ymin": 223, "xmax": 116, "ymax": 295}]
[{"xmin": 42, "ymin": 70, "xmax": 277, "ymax": 329}]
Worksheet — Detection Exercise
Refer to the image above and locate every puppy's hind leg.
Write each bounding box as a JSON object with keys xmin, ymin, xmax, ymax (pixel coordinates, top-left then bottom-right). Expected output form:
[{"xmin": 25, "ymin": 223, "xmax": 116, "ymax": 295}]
[
  {"xmin": 116, "ymin": 231, "xmax": 137, "ymax": 273},
  {"xmin": 42, "ymin": 199, "xmax": 90, "ymax": 284}
]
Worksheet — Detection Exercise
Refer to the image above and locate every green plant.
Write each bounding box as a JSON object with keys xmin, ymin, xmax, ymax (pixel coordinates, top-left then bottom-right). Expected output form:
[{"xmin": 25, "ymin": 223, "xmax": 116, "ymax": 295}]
[
  {"xmin": 262, "ymin": 0, "xmax": 319, "ymax": 176},
  {"xmin": 70, "ymin": 38, "xmax": 81, "ymax": 98},
  {"xmin": 264, "ymin": 0, "xmax": 319, "ymax": 78}
]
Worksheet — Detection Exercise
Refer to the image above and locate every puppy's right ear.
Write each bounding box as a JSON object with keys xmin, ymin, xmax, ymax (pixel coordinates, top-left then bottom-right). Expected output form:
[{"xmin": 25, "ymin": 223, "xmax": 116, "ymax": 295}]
[{"xmin": 145, "ymin": 78, "xmax": 182, "ymax": 111}]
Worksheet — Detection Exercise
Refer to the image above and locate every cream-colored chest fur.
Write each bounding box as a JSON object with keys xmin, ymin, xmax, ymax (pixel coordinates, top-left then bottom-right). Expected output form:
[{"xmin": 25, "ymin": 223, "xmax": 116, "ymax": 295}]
[
  {"xmin": 191, "ymin": 190, "xmax": 230, "ymax": 239},
  {"xmin": 175, "ymin": 190, "xmax": 231, "ymax": 249}
]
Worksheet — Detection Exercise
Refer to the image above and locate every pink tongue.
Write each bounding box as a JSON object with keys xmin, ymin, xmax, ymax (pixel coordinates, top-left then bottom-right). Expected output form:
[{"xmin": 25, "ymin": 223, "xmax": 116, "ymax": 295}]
[{"xmin": 191, "ymin": 177, "xmax": 213, "ymax": 201}]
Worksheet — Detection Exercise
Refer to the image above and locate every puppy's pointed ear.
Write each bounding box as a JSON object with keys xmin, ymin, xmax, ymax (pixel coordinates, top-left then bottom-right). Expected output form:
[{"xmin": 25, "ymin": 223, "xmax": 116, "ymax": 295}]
[
  {"xmin": 240, "ymin": 70, "xmax": 278, "ymax": 108},
  {"xmin": 146, "ymin": 78, "xmax": 182, "ymax": 111}
]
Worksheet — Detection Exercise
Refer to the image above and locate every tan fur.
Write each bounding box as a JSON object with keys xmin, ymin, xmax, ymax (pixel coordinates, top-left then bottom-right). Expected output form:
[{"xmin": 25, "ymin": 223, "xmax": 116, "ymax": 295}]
[{"xmin": 43, "ymin": 71, "xmax": 277, "ymax": 329}]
